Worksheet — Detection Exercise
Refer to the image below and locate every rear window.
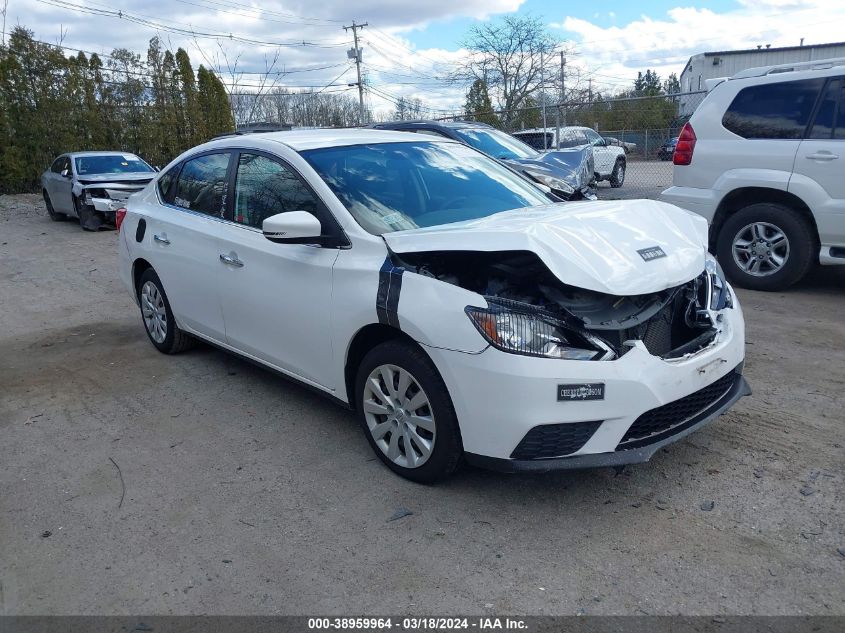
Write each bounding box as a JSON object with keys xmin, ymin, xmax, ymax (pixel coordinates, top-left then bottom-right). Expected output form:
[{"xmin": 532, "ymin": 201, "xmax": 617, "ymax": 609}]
[{"xmin": 722, "ymin": 79, "xmax": 824, "ymax": 139}]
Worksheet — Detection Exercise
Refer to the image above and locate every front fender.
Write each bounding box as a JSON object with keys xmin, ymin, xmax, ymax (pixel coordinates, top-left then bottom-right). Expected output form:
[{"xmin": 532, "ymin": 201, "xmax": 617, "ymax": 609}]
[{"xmin": 396, "ymin": 272, "xmax": 489, "ymax": 353}]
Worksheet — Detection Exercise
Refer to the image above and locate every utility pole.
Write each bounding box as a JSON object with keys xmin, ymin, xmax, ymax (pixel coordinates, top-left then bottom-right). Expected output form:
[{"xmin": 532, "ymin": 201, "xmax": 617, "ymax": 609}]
[
  {"xmin": 559, "ymin": 51, "xmax": 566, "ymax": 141},
  {"xmin": 540, "ymin": 50, "xmax": 547, "ymax": 149},
  {"xmin": 343, "ymin": 21, "xmax": 368, "ymax": 125}
]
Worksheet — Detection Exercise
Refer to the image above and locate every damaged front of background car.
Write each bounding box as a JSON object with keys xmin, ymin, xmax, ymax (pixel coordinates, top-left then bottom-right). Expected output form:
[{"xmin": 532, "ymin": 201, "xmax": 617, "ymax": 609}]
[{"xmin": 73, "ymin": 173, "xmax": 155, "ymax": 230}]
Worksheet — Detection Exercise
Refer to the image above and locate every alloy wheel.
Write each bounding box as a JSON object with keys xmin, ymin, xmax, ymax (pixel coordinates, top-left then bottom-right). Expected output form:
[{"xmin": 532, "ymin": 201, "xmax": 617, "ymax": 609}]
[
  {"xmin": 732, "ymin": 222, "xmax": 790, "ymax": 277},
  {"xmin": 362, "ymin": 364, "xmax": 436, "ymax": 469},
  {"xmin": 141, "ymin": 280, "xmax": 168, "ymax": 343}
]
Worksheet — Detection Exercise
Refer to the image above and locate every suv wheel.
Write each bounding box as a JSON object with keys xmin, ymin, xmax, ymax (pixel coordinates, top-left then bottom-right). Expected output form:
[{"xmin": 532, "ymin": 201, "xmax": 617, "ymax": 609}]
[
  {"xmin": 716, "ymin": 202, "xmax": 815, "ymax": 291},
  {"xmin": 354, "ymin": 340, "xmax": 462, "ymax": 483},
  {"xmin": 43, "ymin": 191, "xmax": 66, "ymax": 221},
  {"xmin": 609, "ymin": 159, "xmax": 626, "ymax": 188},
  {"xmin": 137, "ymin": 268, "xmax": 196, "ymax": 354}
]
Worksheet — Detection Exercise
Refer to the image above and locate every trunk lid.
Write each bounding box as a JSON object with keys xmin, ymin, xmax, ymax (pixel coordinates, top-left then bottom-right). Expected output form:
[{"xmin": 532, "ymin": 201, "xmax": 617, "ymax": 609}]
[{"xmin": 383, "ymin": 199, "xmax": 709, "ymax": 295}]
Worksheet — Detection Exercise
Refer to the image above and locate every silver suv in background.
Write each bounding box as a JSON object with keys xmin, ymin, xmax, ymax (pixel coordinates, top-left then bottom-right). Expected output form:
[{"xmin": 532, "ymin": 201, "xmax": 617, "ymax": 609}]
[{"xmin": 663, "ymin": 58, "xmax": 845, "ymax": 290}]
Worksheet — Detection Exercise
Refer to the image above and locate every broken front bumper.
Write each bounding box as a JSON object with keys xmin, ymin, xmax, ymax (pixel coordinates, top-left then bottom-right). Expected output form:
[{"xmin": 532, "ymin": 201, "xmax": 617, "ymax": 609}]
[{"xmin": 424, "ymin": 295, "xmax": 747, "ymax": 468}]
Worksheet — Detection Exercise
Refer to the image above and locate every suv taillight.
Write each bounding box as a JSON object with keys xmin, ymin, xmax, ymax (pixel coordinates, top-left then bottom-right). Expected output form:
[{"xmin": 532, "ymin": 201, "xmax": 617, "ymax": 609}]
[
  {"xmin": 673, "ymin": 122, "xmax": 696, "ymax": 166},
  {"xmin": 115, "ymin": 207, "xmax": 127, "ymax": 231}
]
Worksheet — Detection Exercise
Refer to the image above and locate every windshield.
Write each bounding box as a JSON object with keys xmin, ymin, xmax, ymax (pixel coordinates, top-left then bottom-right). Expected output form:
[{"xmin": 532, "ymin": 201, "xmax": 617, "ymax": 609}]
[
  {"xmin": 452, "ymin": 127, "xmax": 538, "ymax": 160},
  {"xmin": 302, "ymin": 141, "xmax": 550, "ymax": 235},
  {"xmin": 75, "ymin": 154, "xmax": 153, "ymax": 175}
]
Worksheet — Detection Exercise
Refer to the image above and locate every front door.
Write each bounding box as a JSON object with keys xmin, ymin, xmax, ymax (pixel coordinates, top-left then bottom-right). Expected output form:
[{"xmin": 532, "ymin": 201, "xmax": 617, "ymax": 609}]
[{"xmin": 216, "ymin": 151, "xmax": 339, "ymax": 389}]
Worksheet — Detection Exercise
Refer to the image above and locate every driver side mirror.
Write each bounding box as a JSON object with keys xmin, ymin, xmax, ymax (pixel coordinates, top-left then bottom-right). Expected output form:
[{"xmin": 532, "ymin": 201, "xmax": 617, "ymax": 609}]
[
  {"xmin": 60, "ymin": 169, "xmax": 71, "ymax": 178},
  {"xmin": 262, "ymin": 211, "xmax": 323, "ymax": 244}
]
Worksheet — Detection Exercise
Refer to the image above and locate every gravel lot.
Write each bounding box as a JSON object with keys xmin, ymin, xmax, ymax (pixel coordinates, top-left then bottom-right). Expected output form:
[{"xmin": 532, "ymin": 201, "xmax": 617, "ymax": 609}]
[{"xmin": 1, "ymin": 193, "xmax": 843, "ymax": 616}]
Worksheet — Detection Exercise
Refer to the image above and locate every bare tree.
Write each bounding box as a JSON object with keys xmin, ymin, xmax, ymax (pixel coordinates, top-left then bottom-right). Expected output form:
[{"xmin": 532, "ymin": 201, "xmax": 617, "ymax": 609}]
[
  {"xmin": 455, "ymin": 15, "xmax": 560, "ymax": 125},
  {"xmin": 1, "ymin": 0, "xmax": 8, "ymax": 47}
]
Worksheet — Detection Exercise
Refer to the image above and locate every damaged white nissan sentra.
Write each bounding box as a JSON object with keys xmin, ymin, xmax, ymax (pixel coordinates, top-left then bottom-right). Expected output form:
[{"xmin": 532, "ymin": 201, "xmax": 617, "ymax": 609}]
[{"xmin": 117, "ymin": 129, "xmax": 750, "ymax": 482}]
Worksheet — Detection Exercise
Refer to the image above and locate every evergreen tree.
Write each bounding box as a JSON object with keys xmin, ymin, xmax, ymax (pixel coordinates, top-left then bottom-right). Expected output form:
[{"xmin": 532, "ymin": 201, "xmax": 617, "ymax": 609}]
[{"xmin": 464, "ymin": 79, "xmax": 500, "ymax": 127}]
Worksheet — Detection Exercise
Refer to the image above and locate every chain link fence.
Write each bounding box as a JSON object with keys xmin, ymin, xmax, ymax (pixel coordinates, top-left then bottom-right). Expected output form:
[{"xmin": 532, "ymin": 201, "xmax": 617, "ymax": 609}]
[{"xmin": 438, "ymin": 90, "xmax": 708, "ymax": 200}]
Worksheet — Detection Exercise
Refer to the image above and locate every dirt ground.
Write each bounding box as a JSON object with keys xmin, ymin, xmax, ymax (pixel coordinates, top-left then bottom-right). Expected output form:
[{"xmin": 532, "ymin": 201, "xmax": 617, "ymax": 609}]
[{"xmin": 1, "ymin": 193, "xmax": 843, "ymax": 616}]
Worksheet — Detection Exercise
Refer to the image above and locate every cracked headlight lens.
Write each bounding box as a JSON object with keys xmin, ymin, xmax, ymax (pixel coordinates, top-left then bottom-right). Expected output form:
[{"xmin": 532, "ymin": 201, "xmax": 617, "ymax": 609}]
[
  {"xmin": 466, "ymin": 301, "xmax": 613, "ymax": 360},
  {"xmin": 705, "ymin": 255, "xmax": 732, "ymax": 310},
  {"xmin": 526, "ymin": 170, "xmax": 575, "ymax": 196}
]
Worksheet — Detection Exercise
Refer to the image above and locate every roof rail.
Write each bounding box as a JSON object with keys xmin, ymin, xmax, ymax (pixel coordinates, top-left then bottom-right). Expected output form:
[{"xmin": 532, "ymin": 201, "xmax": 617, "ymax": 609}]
[{"xmin": 731, "ymin": 56, "xmax": 845, "ymax": 80}]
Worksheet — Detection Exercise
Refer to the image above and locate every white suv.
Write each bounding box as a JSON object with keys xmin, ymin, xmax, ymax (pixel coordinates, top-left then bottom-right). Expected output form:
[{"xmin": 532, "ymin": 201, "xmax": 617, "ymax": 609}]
[
  {"xmin": 663, "ymin": 58, "xmax": 845, "ymax": 290},
  {"xmin": 513, "ymin": 126, "xmax": 627, "ymax": 187}
]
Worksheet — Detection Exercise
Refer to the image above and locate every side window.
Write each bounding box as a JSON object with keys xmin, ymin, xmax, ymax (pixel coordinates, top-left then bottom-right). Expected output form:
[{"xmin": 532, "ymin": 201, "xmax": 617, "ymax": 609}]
[
  {"xmin": 809, "ymin": 79, "xmax": 844, "ymax": 140},
  {"xmin": 156, "ymin": 166, "xmax": 178, "ymax": 202},
  {"xmin": 172, "ymin": 153, "xmax": 231, "ymax": 217},
  {"xmin": 722, "ymin": 79, "xmax": 824, "ymax": 139},
  {"xmin": 50, "ymin": 157, "xmax": 65, "ymax": 173},
  {"xmin": 233, "ymin": 153, "xmax": 323, "ymax": 230},
  {"xmin": 585, "ymin": 129, "xmax": 603, "ymax": 146}
]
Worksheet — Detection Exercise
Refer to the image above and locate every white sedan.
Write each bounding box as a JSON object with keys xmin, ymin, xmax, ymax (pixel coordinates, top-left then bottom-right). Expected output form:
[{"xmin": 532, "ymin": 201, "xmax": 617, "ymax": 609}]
[{"xmin": 117, "ymin": 129, "xmax": 749, "ymax": 482}]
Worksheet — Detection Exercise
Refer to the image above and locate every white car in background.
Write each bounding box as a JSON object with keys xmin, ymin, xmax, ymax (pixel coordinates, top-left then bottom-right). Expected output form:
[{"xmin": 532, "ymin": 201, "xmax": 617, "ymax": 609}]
[
  {"xmin": 117, "ymin": 129, "xmax": 748, "ymax": 482},
  {"xmin": 513, "ymin": 126, "xmax": 628, "ymax": 187},
  {"xmin": 663, "ymin": 57, "xmax": 845, "ymax": 290}
]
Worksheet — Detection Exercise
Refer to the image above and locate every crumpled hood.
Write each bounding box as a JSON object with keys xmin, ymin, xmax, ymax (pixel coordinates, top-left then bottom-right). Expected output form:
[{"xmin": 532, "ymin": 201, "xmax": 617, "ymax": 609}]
[
  {"xmin": 383, "ymin": 199, "xmax": 710, "ymax": 295},
  {"xmin": 502, "ymin": 157, "xmax": 579, "ymax": 189}
]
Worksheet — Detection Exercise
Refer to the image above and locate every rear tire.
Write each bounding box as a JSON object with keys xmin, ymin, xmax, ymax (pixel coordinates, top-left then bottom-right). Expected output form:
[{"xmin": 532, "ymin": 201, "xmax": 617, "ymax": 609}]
[
  {"xmin": 610, "ymin": 159, "xmax": 626, "ymax": 188},
  {"xmin": 354, "ymin": 340, "xmax": 462, "ymax": 483},
  {"xmin": 43, "ymin": 191, "xmax": 66, "ymax": 221},
  {"xmin": 716, "ymin": 202, "xmax": 815, "ymax": 291},
  {"xmin": 137, "ymin": 268, "xmax": 196, "ymax": 354}
]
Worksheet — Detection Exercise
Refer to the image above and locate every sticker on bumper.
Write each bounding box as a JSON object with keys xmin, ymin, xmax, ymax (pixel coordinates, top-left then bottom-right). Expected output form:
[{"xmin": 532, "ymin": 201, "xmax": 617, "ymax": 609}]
[{"xmin": 557, "ymin": 383, "xmax": 605, "ymax": 401}]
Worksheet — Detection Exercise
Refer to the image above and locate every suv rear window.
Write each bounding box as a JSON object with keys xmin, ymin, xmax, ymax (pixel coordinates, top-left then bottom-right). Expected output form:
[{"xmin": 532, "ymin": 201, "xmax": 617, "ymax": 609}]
[{"xmin": 722, "ymin": 79, "xmax": 824, "ymax": 139}]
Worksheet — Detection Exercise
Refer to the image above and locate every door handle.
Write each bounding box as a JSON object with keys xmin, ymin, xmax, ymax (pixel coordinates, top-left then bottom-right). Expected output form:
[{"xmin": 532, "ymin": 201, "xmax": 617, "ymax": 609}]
[
  {"xmin": 219, "ymin": 253, "xmax": 244, "ymax": 268},
  {"xmin": 153, "ymin": 233, "xmax": 170, "ymax": 245},
  {"xmin": 806, "ymin": 152, "xmax": 839, "ymax": 161}
]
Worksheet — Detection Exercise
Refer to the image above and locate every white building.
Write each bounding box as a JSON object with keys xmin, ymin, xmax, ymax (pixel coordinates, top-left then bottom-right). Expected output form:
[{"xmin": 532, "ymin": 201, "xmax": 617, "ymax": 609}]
[{"xmin": 678, "ymin": 41, "xmax": 845, "ymax": 115}]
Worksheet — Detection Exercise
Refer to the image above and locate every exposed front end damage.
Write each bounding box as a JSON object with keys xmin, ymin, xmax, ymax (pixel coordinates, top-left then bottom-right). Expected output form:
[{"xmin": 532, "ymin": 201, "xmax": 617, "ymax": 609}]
[
  {"xmin": 73, "ymin": 177, "xmax": 153, "ymax": 229},
  {"xmin": 396, "ymin": 249, "xmax": 728, "ymax": 362}
]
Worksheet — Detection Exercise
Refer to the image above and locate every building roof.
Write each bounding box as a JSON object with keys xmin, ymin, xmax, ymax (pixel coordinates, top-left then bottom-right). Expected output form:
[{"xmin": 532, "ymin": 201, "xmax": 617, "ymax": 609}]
[{"xmin": 702, "ymin": 41, "xmax": 845, "ymax": 57}]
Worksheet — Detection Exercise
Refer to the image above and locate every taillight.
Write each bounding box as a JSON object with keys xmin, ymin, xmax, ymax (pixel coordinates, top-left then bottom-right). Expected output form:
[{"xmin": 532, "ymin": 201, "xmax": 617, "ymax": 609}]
[
  {"xmin": 115, "ymin": 207, "xmax": 127, "ymax": 231},
  {"xmin": 673, "ymin": 123, "xmax": 696, "ymax": 166}
]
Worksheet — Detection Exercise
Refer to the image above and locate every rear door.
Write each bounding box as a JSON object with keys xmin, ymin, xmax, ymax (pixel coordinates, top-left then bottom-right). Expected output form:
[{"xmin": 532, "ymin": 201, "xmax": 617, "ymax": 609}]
[
  {"xmin": 794, "ymin": 77, "xmax": 845, "ymax": 247},
  {"xmin": 215, "ymin": 150, "xmax": 341, "ymax": 388},
  {"xmin": 144, "ymin": 151, "xmax": 233, "ymax": 341}
]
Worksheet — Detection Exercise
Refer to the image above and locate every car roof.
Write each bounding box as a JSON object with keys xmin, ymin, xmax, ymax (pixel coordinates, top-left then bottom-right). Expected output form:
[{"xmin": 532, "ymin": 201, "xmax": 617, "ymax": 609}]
[
  {"xmin": 374, "ymin": 120, "xmax": 494, "ymax": 131},
  {"xmin": 69, "ymin": 151, "xmax": 141, "ymax": 158},
  {"xmin": 208, "ymin": 128, "xmax": 454, "ymax": 151}
]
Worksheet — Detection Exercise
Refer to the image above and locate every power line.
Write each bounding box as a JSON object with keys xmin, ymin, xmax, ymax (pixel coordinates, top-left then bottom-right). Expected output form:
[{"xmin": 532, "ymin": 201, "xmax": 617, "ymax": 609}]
[{"xmin": 33, "ymin": 0, "xmax": 350, "ymax": 48}]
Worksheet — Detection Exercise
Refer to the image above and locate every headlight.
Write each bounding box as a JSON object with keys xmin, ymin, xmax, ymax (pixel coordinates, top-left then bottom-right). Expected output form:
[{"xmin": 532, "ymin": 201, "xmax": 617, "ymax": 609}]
[
  {"xmin": 705, "ymin": 255, "xmax": 732, "ymax": 310},
  {"xmin": 84, "ymin": 188, "xmax": 109, "ymax": 202},
  {"xmin": 466, "ymin": 301, "xmax": 614, "ymax": 360},
  {"xmin": 526, "ymin": 171, "xmax": 575, "ymax": 196}
]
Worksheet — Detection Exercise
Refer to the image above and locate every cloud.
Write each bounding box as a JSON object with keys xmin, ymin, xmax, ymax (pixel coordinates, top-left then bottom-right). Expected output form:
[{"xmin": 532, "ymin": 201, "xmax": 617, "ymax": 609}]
[
  {"xmin": 7, "ymin": 0, "xmax": 522, "ymax": 115},
  {"xmin": 552, "ymin": 0, "xmax": 845, "ymax": 95}
]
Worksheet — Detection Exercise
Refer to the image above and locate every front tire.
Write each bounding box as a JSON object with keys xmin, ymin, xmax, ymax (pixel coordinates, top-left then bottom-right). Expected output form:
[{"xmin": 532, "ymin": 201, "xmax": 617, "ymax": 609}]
[
  {"xmin": 610, "ymin": 159, "xmax": 626, "ymax": 188},
  {"xmin": 716, "ymin": 202, "xmax": 815, "ymax": 291},
  {"xmin": 74, "ymin": 196, "xmax": 102, "ymax": 231},
  {"xmin": 354, "ymin": 340, "xmax": 462, "ymax": 483},
  {"xmin": 137, "ymin": 268, "xmax": 195, "ymax": 354}
]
